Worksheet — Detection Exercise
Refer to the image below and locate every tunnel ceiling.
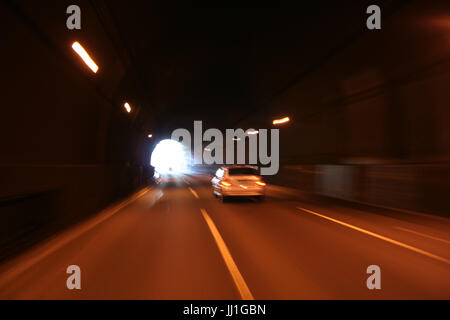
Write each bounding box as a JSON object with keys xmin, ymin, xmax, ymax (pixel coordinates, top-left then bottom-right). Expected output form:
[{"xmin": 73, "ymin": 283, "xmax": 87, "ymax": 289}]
[
  {"xmin": 10, "ymin": 0, "xmax": 400, "ymax": 137},
  {"xmin": 104, "ymin": 1, "xmax": 400, "ymax": 134}
]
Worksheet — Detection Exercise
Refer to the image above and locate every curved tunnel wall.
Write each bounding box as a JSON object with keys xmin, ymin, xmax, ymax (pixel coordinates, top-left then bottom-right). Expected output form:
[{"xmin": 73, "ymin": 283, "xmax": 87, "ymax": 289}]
[
  {"xmin": 0, "ymin": 1, "xmax": 152, "ymax": 260},
  {"xmin": 260, "ymin": 1, "xmax": 450, "ymax": 216}
]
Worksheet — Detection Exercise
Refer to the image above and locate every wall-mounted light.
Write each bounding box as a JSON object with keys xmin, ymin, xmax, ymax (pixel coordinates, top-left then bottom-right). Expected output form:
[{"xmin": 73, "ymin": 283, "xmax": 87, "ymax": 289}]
[
  {"xmin": 71, "ymin": 41, "xmax": 99, "ymax": 73},
  {"xmin": 124, "ymin": 102, "xmax": 132, "ymax": 113},
  {"xmin": 273, "ymin": 117, "xmax": 290, "ymax": 125}
]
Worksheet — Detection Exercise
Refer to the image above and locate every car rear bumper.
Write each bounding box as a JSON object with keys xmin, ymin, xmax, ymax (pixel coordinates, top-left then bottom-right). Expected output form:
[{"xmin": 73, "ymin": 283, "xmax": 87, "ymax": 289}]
[{"xmin": 221, "ymin": 187, "xmax": 265, "ymax": 197}]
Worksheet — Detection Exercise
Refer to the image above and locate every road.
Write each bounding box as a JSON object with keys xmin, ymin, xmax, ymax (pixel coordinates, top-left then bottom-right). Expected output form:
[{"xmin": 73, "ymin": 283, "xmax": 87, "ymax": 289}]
[{"xmin": 0, "ymin": 174, "xmax": 449, "ymax": 299}]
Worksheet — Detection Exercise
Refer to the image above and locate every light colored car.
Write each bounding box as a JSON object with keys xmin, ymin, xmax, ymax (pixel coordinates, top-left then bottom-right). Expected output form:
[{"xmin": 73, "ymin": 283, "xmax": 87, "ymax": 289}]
[{"xmin": 211, "ymin": 166, "xmax": 266, "ymax": 201}]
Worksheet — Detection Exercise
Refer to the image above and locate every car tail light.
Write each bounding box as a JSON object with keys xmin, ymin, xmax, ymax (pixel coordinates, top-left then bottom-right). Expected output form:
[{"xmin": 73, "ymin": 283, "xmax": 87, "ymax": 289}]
[
  {"xmin": 256, "ymin": 180, "xmax": 267, "ymax": 187},
  {"xmin": 220, "ymin": 180, "xmax": 232, "ymax": 187}
]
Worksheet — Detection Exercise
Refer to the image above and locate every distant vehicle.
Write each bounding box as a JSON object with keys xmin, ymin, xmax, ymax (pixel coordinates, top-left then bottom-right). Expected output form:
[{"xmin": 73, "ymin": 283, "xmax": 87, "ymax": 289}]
[
  {"xmin": 211, "ymin": 166, "xmax": 266, "ymax": 202},
  {"xmin": 154, "ymin": 171, "xmax": 178, "ymax": 185}
]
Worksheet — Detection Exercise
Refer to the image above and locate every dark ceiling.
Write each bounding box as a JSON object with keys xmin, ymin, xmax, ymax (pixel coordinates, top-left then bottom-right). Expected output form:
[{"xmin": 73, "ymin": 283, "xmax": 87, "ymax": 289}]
[
  {"xmin": 105, "ymin": 2, "xmax": 386, "ymax": 132},
  {"xmin": 9, "ymin": 0, "xmax": 400, "ymax": 136},
  {"xmin": 101, "ymin": 1, "xmax": 400, "ymax": 134}
]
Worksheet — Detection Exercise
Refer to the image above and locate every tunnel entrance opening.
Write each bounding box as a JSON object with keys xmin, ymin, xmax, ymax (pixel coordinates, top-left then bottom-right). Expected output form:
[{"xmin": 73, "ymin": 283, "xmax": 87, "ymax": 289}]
[{"xmin": 150, "ymin": 139, "xmax": 189, "ymax": 175}]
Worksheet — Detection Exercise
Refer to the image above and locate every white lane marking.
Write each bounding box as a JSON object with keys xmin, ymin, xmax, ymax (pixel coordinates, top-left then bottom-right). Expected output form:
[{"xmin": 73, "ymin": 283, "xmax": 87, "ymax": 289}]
[
  {"xmin": 312, "ymin": 192, "xmax": 450, "ymax": 223},
  {"xmin": 395, "ymin": 227, "xmax": 450, "ymax": 245},
  {"xmin": 200, "ymin": 209, "xmax": 254, "ymax": 300},
  {"xmin": 0, "ymin": 187, "xmax": 152, "ymax": 288},
  {"xmin": 297, "ymin": 207, "xmax": 450, "ymax": 265},
  {"xmin": 189, "ymin": 187, "xmax": 199, "ymax": 199}
]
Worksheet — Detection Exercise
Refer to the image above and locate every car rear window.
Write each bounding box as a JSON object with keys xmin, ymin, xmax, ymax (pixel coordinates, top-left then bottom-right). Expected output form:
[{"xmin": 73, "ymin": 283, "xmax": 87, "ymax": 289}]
[{"xmin": 228, "ymin": 168, "xmax": 259, "ymax": 176}]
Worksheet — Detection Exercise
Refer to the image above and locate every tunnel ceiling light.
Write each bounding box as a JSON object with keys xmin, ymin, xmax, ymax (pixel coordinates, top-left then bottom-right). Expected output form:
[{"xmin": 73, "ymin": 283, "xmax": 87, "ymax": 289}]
[
  {"xmin": 273, "ymin": 117, "xmax": 290, "ymax": 125},
  {"xmin": 71, "ymin": 41, "xmax": 99, "ymax": 73},
  {"xmin": 124, "ymin": 102, "xmax": 132, "ymax": 113}
]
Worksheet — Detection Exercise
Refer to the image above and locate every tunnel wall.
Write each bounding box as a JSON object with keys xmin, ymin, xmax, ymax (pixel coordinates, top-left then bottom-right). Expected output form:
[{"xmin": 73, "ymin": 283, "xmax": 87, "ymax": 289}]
[
  {"xmin": 269, "ymin": 0, "xmax": 450, "ymax": 163},
  {"xmin": 0, "ymin": 1, "xmax": 152, "ymax": 261},
  {"xmin": 261, "ymin": 1, "xmax": 450, "ymax": 217},
  {"xmin": 267, "ymin": 164, "xmax": 450, "ymax": 217}
]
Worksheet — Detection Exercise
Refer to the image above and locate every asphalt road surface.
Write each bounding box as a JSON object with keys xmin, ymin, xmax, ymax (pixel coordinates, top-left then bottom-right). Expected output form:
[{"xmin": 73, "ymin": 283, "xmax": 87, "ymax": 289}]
[{"xmin": 0, "ymin": 174, "xmax": 449, "ymax": 299}]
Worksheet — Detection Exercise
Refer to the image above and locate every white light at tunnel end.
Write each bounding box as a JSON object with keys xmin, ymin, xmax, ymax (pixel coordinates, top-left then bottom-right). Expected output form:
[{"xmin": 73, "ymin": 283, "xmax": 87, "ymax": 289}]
[
  {"xmin": 151, "ymin": 139, "xmax": 189, "ymax": 175},
  {"xmin": 152, "ymin": 121, "xmax": 279, "ymax": 176}
]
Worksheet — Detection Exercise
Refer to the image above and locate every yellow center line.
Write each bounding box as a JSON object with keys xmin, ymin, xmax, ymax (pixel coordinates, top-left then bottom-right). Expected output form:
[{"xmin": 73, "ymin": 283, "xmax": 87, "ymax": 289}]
[
  {"xmin": 189, "ymin": 187, "xmax": 199, "ymax": 199},
  {"xmin": 297, "ymin": 207, "xmax": 450, "ymax": 265},
  {"xmin": 395, "ymin": 227, "xmax": 450, "ymax": 245},
  {"xmin": 200, "ymin": 209, "xmax": 254, "ymax": 300}
]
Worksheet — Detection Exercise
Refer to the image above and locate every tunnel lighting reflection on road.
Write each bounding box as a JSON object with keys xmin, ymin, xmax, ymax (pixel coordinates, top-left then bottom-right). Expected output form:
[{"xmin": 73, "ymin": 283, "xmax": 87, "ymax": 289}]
[
  {"xmin": 124, "ymin": 102, "xmax": 132, "ymax": 113},
  {"xmin": 273, "ymin": 117, "xmax": 290, "ymax": 125},
  {"xmin": 71, "ymin": 42, "xmax": 99, "ymax": 73}
]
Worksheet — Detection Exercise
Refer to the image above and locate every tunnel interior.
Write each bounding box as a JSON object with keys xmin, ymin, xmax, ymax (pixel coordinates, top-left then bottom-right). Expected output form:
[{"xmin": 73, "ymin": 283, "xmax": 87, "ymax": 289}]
[{"xmin": 1, "ymin": 0, "xmax": 450, "ymax": 267}]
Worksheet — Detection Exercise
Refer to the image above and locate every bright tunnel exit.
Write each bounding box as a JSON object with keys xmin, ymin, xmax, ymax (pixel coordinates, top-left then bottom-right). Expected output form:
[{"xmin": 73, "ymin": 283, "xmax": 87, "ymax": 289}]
[{"xmin": 151, "ymin": 139, "xmax": 190, "ymax": 174}]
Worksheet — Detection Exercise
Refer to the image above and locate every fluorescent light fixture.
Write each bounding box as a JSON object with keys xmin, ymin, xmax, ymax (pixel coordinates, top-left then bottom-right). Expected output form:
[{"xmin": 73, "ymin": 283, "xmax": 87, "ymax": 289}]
[
  {"xmin": 124, "ymin": 102, "xmax": 132, "ymax": 113},
  {"xmin": 71, "ymin": 41, "xmax": 99, "ymax": 73},
  {"xmin": 273, "ymin": 117, "xmax": 290, "ymax": 125}
]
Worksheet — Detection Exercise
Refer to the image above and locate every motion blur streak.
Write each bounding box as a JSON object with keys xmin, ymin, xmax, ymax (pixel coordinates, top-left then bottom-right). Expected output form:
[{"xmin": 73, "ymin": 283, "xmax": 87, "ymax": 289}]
[
  {"xmin": 273, "ymin": 117, "xmax": 290, "ymax": 125},
  {"xmin": 124, "ymin": 102, "xmax": 132, "ymax": 113},
  {"xmin": 71, "ymin": 42, "xmax": 98, "ymax": 73},
  {"xmin": 395, "ymin": 227, "xmax": 450, "ymax": 245}
]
